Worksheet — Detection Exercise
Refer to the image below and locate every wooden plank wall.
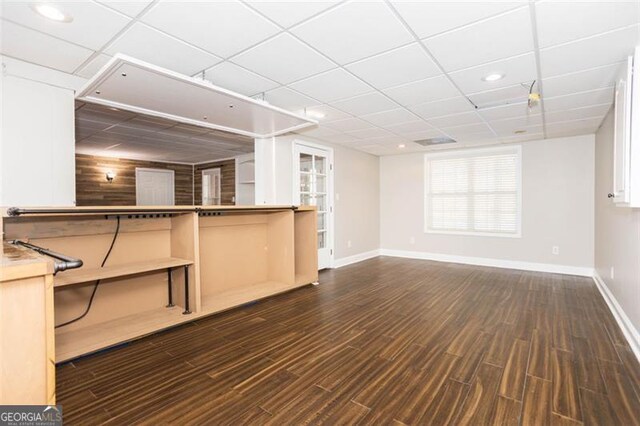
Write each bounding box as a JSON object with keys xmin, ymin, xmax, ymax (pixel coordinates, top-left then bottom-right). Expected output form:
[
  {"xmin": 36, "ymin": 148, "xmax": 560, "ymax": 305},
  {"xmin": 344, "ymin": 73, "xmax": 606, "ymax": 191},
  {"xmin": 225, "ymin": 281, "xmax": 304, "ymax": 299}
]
[
  {"xmin": 194, "ymin": 159, "xmax": 236, "ymax": 205},
  {"xmin": 75, "ymin": 154, "xmax": 194, "ymax": 206}
]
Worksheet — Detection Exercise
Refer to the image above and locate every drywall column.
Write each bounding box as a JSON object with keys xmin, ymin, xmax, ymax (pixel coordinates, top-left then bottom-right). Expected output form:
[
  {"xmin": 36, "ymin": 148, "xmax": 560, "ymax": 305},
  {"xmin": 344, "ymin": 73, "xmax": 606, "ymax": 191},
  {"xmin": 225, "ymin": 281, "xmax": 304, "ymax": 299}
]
[
  {"xmin": 1, "ymin": 57, "xmax": 81, "ymax": 207},
  {"xmin": 254, "ymin": 137, "xmax": 293, "ymax": 205}
]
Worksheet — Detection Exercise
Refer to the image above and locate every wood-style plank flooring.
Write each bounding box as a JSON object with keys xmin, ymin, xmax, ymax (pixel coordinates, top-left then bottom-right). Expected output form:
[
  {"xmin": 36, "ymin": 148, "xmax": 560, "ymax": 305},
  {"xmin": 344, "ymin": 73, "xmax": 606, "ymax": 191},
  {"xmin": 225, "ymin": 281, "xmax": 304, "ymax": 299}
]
[{"xmin": 57, "ymin": 257, "xmax": 640, "ymax": 425}]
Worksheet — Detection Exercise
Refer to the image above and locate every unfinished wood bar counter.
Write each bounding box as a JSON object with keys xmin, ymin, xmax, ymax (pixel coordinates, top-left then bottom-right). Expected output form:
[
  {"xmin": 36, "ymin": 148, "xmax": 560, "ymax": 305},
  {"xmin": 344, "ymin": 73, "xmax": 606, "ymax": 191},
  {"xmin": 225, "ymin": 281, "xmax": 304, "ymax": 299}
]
[
  {"xmin": 0, "ymin": 242, "xmax": 55, "ymax": 404},
  {"xmin": 2, "ymin": 205, "xmax": 318, "ymax": 364}
]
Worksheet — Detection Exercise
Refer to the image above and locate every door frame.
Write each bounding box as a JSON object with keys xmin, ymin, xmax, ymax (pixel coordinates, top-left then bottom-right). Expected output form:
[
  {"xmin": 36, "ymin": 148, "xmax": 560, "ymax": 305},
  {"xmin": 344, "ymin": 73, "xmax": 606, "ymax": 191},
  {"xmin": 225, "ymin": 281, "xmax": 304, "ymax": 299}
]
[
  {"xmin": 292, "ymin": 139, "xmax": 335, "ymax": 269},
  {"xmin": 201, "ymin": 167, "xmax": 222, "ymax": 205},
  {"xmin": 135, "ymin": 167, "xmax": 175, "ymax": 206}
]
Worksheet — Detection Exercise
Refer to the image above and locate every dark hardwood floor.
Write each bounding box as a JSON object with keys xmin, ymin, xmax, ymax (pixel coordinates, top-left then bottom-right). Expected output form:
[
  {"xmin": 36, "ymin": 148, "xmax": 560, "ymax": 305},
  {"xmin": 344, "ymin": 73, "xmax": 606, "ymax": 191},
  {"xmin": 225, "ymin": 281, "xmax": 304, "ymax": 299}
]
[{"xmin": 57, "ymin": 257, "xmax": 640, "ymax": 425}]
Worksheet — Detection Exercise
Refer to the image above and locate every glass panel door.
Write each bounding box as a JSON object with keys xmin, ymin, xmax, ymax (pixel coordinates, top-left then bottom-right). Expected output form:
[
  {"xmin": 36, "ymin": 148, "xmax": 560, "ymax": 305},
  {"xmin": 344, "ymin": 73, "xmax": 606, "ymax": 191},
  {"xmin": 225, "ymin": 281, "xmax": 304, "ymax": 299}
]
[{"xmin": 294, "ymin": 144, "xmax": 332, "ymax": 269}]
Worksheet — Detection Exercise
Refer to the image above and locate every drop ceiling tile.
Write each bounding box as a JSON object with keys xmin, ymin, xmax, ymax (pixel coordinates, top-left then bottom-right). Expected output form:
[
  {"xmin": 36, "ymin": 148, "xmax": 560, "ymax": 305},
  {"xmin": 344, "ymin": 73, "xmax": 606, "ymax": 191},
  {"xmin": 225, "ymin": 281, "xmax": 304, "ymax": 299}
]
[
  {"xmin": 345, "ymin": 127, "xmax": 394, "ymax": 140},
  {"xmin": 291, "ymin": 1, "xmax": 413, "ymax": 64},
  {"xmin": 543, "ymin": 62, "xmax": 623, "ymax": 98},
  {"xmin": 383, "ymin": 74, "xmax": 460, "ymax": 107},
  {"xmin": 535, "ymin": 0, "xmax": 639, "ymax": 49},
  {"xmin": 204, "ymin": 62, "xmax": 278, "ymax": 96},
  {"xmin": 97, "ymin": 1, "xmax": 154, "ymax": 17},
  {"xmin": 118, "ymin": 116, "xmax": 176, "ymax": 132},
  {"xmin": 545, "ymin": 117, "xmax": 603, "ymax": 136},
  {"xmin": 263, "ymin": 87, "xmax": 318, "ymax": 111},
  {"xmin": 454, "ymin": 132, "xmax": 497, "ymax": 144},
  {"xmin": 232, "ymin": 33, "xmax": 335, "ymax": 84},
  {"xmin": 1, "ymin": 1, "xmax": 131, "ymax": 50},
  {"xmin": 289, "ymin": 69, "xmax": 371, "ymax": 103},
  {"xmin": 404, "ymin": 128, "xmax": 449, "ymax": 142},
  {"xmin": 479, "ymin": 102, "xmax": 541, "ymax": 121},
  {"xmin": 76, "ymin": 117, "xmax": 113, "ymax": 132},
  {"xmin": 331, "ymin": 92, "xmax": 398, "ymax": 116},
  {"xmin": 449, "ymin": 52, "xmax": 537, "ymax": 95},
  {"xmin": 423, "ymin": 7, "xmax": 533, "ymax": 72},
  {"xmin": 390, "ymin": 0, "xmax": 523, "ymax": 39},
  {"xmin": 428, "ymin": 111, "xmax": 483, "ymax": 129},
  {"xmin": 323, "ymin": 117, "xmax": 371, "ymax": 132},
  {"xmin": 105, "ymin": 123, "xmax": 159, "ymax": 138},
  {"xmin": 105, "ymin": 23, "xmax": 222, "ymax": 75},
  {"xmin": 76, "ymin": 53, "xmax": 112, "ymax": 78},
  {"xmin": 354, "ymin": 135, "xmax": 407, "ymax": 146},
  {"xmin": 295, "ymin": 125, "xmax": 340, "ymax": 139},
  {"xmin": 361, "ymin": 108, "xmax": 417, "ymax": 127},
  {"xmin": 544, "ymin": 103, "xmax": 611, "ymax": 124},
  {"xmin": 410, "ymin": 96, "xmax": 475, "ymax": 119},
  {"xmin": 76, "ymin": 104, "xmax": 137, "ymax": 124},
  {"xmin": 0, "ymin": 21, "xmax": 94, "ymax": 73},
  {"xmin": 383, "ymin": 120, "xmax": 436, "ymax": 135},
  {"xmin": 141, "ymin": 0, "xmax": 280, "ymax": 58},
  {"xmin": 489, "ymin": 115, "xmax": 543, "ymax": 136},
  {"xmin": 540, "ymin": 25, "xmax": 639, "ymax": 78},
  {"xmin": 500, "ymin": 132, "xmax": 544, "ymax": 144},
  {"xmin": 441, "ymin": 122, "xmax": 494, "ymax": 138},
  {"xmin": 544, "ymin": 87, "xmax": 614, "ymax": 112},
  {"xmin": 246, "ymin": 1, "xmax": 340, "ymax": 28},
  {"xmin": 295, "ymin": 105, "xmax": 351, "ymax": 122},
  {"xmin": 323, "ymin": 133, "xmax": 363, "ymax": 143},
  {"xmin": 468, "ymin": 83, "xmax": 532, "ymax": 108},
  {"xmin": 345, "ymin": 43, "xmax": 440, "ymax": 89}
]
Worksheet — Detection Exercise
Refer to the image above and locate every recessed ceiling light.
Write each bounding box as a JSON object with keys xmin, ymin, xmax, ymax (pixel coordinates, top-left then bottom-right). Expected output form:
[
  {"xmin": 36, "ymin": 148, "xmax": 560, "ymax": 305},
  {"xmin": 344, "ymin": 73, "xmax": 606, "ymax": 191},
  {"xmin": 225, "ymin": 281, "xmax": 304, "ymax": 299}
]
[
  {"xmin": 482, "ymin": 73, "xmax": 505, "ymax": 82},
  {"xmin": 398, "ymin": 144, "xmax": 406, "ymax": 149},
  {"xmin": 31, "ymin": 3, "xmax": 73, "ymax": 23}
]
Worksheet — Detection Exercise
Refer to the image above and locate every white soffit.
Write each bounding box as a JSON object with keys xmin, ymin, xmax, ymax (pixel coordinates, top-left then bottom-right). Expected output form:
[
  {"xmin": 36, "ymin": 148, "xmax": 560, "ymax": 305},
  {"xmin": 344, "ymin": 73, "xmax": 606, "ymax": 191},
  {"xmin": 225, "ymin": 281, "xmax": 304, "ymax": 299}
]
[{"xmin": 76, "ymin": 54, "xmax": 317, "ymax": 138}]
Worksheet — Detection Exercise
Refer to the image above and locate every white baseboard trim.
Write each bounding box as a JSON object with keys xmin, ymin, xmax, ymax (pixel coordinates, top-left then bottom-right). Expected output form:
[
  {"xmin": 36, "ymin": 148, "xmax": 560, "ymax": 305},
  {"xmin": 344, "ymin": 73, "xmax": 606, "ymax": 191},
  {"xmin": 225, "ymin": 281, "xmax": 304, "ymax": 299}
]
[
  {"xmin": 333, "ymin": 250, "xmax": 381, "ymax": 268},
  {"xmin": 378, "ymin": 249, "xmax": 594, "ymax": 277},
  {"xmin": 592, "ymin": 272, "xmax": 640, "ymax": 363}
]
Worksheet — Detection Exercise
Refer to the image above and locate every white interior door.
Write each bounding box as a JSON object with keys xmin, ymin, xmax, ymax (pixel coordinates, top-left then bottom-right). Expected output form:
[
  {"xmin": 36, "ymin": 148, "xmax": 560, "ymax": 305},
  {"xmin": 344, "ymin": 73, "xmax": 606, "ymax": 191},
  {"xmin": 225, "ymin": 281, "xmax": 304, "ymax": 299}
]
[
  {"xmin": 135, "ymin": 168, "xmax": 175, "ymax": 206},
  {"xmin": 202, "ymin": 168, "xmax": 221, "ymax": 205},
  {"xmin": 294, "ymin": 143, "xmax": 333, "ymax": 270}
]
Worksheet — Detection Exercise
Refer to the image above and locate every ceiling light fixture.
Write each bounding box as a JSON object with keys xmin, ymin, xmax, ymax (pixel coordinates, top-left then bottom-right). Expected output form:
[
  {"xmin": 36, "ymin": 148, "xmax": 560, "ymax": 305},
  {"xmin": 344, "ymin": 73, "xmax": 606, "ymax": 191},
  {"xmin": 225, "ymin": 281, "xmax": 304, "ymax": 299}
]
[
  {"xmin": 482, "ymin": 73, "xmax": 505, "ymax": 82},
  {"xmin": 398, "ymin": 144, "xmax": 406, "ymax": 149},
  {"xmin": 31, "ymin": 3, "xmax": 73, "ymax": 22}
]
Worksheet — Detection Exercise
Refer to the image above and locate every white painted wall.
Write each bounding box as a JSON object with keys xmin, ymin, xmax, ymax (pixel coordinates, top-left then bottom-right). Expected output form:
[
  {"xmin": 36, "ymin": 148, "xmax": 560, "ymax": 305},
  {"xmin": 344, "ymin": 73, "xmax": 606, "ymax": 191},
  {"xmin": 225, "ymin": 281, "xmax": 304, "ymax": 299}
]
[
  {"xmin": 255, "ymin": 134, "xmax": 380, "ymax": 262},
  {"xmin": 594, "ymin": 108, "xmax": 640, "ymax": 341},
  {"xmin": 1, "ymin": 57, "xmax": 83, "ymax": 207},
  {"xmin": 380, "ymin": 135, "xmax": 595, "ymax": 274}
]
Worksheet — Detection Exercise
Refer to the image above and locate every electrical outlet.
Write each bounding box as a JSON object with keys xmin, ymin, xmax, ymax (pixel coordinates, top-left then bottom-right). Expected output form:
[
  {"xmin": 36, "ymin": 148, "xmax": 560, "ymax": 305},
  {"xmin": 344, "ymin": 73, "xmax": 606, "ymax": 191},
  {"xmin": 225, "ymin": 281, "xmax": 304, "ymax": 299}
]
[
  {"xmin": 552, "ymin": 246, "xmax": 559, "ymax": 255},
  {"xmin": 347, "ymin": 240, "xmax": 352, "ymax": 248},
  {"xmin": 610, "ymin": 267, "xmax": 615, "ymax": 280},
  {"xmin": 409, "ymin": 236, "xmax": 415, "ymax": 244}
]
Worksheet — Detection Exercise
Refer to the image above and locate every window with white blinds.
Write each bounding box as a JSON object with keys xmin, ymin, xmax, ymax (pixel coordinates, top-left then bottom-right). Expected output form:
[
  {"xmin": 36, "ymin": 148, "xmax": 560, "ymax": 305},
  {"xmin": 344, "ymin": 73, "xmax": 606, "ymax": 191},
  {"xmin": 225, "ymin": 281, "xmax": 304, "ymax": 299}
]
[{"xmin": 424, "ymin": 146, "xmax": 521, "ymax": 237}]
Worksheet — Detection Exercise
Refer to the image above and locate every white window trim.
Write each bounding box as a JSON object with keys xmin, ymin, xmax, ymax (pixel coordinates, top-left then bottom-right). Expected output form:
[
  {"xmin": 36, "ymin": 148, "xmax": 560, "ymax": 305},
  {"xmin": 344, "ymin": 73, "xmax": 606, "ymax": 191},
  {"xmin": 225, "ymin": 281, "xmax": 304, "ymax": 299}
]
[{"xmin": 423, "ymin": 145, "xmax": 522, "ymax": 238}]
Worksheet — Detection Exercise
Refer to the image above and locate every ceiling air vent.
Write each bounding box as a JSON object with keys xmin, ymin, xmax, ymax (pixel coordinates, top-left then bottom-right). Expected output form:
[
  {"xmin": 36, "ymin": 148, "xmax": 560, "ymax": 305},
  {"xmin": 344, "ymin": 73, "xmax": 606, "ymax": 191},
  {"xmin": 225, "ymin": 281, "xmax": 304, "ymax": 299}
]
[{"xmin": 414, "ymin": 137, "xmax": 457, "ymax": 146}]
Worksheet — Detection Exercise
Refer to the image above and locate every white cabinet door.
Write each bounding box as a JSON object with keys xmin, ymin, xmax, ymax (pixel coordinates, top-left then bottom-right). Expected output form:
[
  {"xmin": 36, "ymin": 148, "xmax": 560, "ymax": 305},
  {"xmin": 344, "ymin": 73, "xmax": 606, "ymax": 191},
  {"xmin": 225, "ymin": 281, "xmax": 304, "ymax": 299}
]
[{"xmin": 613, "ymin": 55, "xmax": 633, "ymax": 205}]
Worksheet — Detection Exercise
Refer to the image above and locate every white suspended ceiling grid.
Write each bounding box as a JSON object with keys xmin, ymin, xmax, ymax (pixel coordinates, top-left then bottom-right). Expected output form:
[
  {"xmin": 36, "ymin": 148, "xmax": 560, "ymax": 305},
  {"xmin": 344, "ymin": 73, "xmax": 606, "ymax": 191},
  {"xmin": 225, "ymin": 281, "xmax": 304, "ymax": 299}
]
[{"xmin": 2, "ymin": 0, "xmax": 640, "ymax": 156}]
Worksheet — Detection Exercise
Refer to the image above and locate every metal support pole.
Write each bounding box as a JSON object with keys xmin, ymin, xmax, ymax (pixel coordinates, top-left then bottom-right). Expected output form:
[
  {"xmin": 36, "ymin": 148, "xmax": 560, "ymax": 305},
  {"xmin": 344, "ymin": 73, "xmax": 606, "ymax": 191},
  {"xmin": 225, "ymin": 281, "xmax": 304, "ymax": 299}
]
[
  {"xmin": 166, "ymin": 268, "xmax": 174, "ymax": 307},
  {"xmin": 183, "ymin": 265, "xmax": 191, "ymax": 315}
]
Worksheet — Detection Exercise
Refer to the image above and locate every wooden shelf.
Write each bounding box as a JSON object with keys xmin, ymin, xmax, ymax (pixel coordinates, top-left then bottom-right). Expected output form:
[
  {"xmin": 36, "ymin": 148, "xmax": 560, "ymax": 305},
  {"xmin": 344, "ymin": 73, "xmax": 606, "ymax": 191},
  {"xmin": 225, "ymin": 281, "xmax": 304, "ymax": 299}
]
[
  {"xmin": 54, "ymin": 257, "xmax": 193, "ymax": 288},
  {"xmin": 201, "ymin": 280, "xmax": 304, "ymax": 313},
  {"xmin": 56, "ymin": 280, "xmax": 309, "ymax": 362},
  {"xmin": 56, "ymin": 305, "xmax": 190, "ymax": 362}
]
